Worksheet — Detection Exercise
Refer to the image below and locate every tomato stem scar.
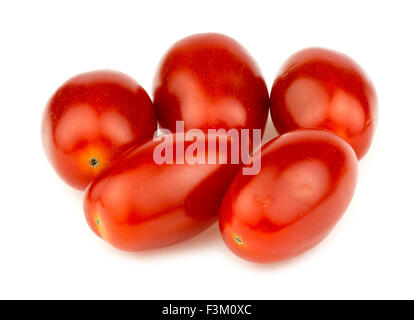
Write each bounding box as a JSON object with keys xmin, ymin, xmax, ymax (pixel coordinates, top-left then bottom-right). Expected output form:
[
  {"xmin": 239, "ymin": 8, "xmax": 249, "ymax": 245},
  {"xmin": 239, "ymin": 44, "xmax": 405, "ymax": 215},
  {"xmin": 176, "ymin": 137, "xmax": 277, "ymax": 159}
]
[
  {"xmin": 89, "ymin": 157, "xmax": 99, "ymax": 168},
  {"xmin": 233, "ymin": 235, "xmax": 243, "ymax": 245}
]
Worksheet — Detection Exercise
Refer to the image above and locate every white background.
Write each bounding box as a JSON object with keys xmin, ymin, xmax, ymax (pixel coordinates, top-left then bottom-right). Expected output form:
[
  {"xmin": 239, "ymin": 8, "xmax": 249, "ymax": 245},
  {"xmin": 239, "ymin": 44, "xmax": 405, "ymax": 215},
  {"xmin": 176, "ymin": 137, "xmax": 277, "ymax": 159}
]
[{"xmin": 0, "ymin": 0, "xmax": 413, "ymax": 299}]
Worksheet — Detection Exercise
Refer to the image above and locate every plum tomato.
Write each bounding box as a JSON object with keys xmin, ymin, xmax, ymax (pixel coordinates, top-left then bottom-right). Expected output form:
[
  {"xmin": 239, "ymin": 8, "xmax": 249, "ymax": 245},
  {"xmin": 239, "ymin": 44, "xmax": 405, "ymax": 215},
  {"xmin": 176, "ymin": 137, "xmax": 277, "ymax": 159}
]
[
  {"xmin": 153, "ymin": 33, "xmax": 269, "ymax": 150},
  {"xmin": 83, "ymin": 133, "xmax": 240, "ymax": 251},
  {"xmin": 41, "ymin": 70, "xmax": 157, "ymax": 190},
  {"xmin": 270, "ymin": 48, "xmax": 378, "ymax": 159},
  {"xmin": 219, "ymin": 129, "xmax": 358, "ymax": 263}
]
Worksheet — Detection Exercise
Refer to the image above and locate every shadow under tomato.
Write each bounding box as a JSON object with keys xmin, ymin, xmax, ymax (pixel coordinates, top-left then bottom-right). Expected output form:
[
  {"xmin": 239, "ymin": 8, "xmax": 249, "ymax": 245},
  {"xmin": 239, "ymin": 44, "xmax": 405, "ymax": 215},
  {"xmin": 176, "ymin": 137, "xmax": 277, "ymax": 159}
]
[
  {"xmin": 224, "ymin": 228, "xmax": 345, "ymax": 272},
  {"xmin": 119, "ymin": 222, "xmax": 223, "ymax": 259}
]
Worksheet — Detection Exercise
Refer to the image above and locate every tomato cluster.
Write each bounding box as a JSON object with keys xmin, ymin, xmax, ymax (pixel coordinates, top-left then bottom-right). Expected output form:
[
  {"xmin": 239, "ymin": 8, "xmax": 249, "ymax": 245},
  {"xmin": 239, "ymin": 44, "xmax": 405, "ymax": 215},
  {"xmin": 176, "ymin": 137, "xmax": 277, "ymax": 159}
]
[{"xmin": 42, "ymin": 33, "xmax": 377, "ymax": 263}]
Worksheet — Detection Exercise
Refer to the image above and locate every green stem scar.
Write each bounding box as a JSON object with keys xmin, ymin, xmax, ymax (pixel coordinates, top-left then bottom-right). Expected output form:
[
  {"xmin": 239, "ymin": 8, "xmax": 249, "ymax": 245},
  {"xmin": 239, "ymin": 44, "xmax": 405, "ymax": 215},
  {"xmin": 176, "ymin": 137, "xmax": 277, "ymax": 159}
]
[{"xmin": 233, "ymin": 235, "xmax": 243, "ymax": 245}]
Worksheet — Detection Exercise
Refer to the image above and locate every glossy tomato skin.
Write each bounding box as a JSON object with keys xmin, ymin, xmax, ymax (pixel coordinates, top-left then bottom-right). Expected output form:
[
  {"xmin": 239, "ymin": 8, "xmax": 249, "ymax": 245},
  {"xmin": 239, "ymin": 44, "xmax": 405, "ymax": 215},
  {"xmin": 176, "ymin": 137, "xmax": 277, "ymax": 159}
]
[
  {"xmin": 219, "ymin": 129, "xmax": 358, "ymax": 263},
  {"xmin": 84, "ymin": 133, "xmax": 240, "ymax": 251},
  {"xmin": 42, "ymin": 70, "xmax": 157, "ymax": 190},
  {"xmin": 270, "ymin": 48, "xmax": 377, "ymax": 159},
  {"xmin": 153, "ymin": 33, "xmax": 269, "ymax": 148}
]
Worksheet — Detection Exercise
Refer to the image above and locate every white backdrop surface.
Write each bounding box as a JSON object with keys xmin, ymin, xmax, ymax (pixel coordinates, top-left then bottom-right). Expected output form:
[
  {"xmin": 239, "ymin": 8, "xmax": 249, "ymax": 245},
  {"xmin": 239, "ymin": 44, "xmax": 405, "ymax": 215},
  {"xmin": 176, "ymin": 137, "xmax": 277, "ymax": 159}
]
[{"xmin": 0, "ymin": 0, "xmax": 413, "ymax": 299}]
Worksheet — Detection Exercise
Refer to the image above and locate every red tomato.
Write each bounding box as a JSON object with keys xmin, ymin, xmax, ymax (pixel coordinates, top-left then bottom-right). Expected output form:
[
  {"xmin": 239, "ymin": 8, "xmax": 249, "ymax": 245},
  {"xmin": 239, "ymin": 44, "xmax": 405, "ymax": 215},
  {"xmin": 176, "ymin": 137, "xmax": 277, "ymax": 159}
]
[
  {"xmin": 219, "ymin": 129, "xmax": 358, "ymax": 263},
  {"xmin": 270, "ymin": 48, "xmax": 377, "ymax": 159},
  {"xmin": 41, "ymin": 70, "xmax": 157, "ymax": 190},
  {"xmin": 153, "ymin": 33, "xmax": 269, "ymax": 149},
  {"xmin": 84, "ymin": 133, "xmax": 240, "ymax": 251}
]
